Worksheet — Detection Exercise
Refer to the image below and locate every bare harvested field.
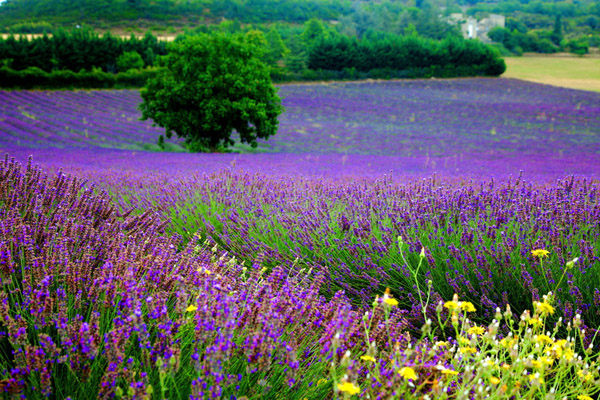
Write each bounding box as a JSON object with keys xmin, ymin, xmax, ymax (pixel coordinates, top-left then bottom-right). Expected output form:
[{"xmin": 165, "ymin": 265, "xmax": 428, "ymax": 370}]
[{"xmin": 503, "ymin": 55, "xmax": 600, "ymax": 92}]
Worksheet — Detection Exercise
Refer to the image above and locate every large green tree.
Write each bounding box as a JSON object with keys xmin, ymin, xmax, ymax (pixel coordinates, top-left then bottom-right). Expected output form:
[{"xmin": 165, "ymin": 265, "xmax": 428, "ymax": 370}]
[{"xmin": 140, "ymin": 32, "xmax": 283, "ymax": 152}]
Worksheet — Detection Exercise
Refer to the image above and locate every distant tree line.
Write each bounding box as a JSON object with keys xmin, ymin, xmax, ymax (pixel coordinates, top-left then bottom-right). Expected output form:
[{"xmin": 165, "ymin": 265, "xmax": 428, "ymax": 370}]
[
  {"xmin": 307, "ymin": 33, "xmax": 505, "ymax": 77},
  {"xmin": 487, "ymin": 15, "xmax": 593, "ymax": 55},
  {"xmin": 0, "ymin": 27, "xmax": 166, "ymax": 72},
  {"xmin": 466, "ymin": 0, "xmax": 600, "ymax": 19},
  {"xmin": 456, "ymin": 0, "xmax": 600, "ymax": 55},
  {"xmin": 0, "ymin": 0, "xmax": 350, "ymax": 26},
  {"xmin": 0, "ymin": 18, "xmax": 505, "ymax": 89},
  {"xmin": 1, "ymin": 0, "xmax": 599, "ymax": 56}
]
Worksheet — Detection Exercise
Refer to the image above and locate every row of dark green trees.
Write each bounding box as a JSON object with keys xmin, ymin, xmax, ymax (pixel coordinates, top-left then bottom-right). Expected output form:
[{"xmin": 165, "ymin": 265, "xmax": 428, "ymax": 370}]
[
  {"xmin": 0, "ymin": 24, "xmax": 505, "ymax": 89},
  {"xmin": 0, "ymin": 28, "xmax": 166, "ymax": 72},
  {"xmin": 308, "ymin": 34, "xmax": 505, "ymax": 77}
]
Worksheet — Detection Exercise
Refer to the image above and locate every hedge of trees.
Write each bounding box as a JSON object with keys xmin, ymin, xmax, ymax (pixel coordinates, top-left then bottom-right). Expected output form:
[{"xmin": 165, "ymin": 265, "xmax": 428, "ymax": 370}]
[
  {"xmin": 0, "ymin": 27, "xmax": 166, "ymax": 72},
  {"xmin": 0, "ymin": 20, "xmax": 505, "ymax": 89},
  {"xmin": 307, "ymin": 34, "xmax": 505, "ymax": 77}
]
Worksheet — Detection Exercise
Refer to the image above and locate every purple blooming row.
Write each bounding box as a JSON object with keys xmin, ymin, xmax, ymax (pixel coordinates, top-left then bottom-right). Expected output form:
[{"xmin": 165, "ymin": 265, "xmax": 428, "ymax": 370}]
[
  {"xmin": 3, "ymin": 147, "xmax": 598, "ymax": 334},
  {"xmin": 1, "ymin": 78, "xmax": 600, "ymax": 163},
  {"xmin": 2, "ymin": 154, "xmax": 597, "ymax": 398},
  {"xmin": 0, "ymin": 155, "xmax": 412, "ymax": 398}
]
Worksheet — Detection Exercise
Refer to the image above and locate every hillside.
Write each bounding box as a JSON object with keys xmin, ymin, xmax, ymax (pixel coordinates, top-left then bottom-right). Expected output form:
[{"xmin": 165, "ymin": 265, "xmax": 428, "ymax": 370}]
[
  {"xmin": 1, "ymin": 0, "xmax": 599, "ymax": 58},
  {"xmin": 0, "ymin": 0, "xmax": 598, "ymax": 40},
  {"xmin": 0, "ymin": 0, "xmax": 350, "ymax": 27}
]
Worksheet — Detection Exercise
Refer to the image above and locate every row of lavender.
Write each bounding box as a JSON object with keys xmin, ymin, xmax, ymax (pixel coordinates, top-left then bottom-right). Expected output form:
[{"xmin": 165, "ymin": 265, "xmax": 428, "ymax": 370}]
[
  {"xmin": 2, "ymin": 78, "xmax": 600, "ymax": 158},
  {"xmin": 0, "ymin": 155, "xmax": 405, "ymax": 399},
  {"xmin": 5, "ymin": 147, "xmax": 598, "ymax": 329},
  {"xmin": 1, "ymin": 155, "xmax": 599, "ymax": 399},
  {"xmin": 0, "ymin": 90, "xmax": 170, "ymax": 150}
]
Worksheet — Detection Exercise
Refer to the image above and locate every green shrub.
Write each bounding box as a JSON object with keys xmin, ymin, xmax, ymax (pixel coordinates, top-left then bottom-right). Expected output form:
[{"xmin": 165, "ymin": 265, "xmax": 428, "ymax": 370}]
[{"xmin": 116, "ymin": 50, "xmax": 145, "ymax": 72}]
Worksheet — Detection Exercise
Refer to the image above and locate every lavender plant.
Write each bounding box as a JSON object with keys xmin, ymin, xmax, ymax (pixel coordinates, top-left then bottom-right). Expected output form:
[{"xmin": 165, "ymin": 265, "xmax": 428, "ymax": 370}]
[{"xmin": 0, "ymin": 156, "xmax": 411, "ymax": 399}]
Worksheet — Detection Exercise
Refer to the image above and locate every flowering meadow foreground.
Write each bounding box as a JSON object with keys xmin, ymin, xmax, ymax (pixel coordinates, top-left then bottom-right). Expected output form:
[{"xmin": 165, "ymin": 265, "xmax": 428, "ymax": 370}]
[{"xmin": 1, "ymin": 79, "xmax": 600, "ymax": 399}]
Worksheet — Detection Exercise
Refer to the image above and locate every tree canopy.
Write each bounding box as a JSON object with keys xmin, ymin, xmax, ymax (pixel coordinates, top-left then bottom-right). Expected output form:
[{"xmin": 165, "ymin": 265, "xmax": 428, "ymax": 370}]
[{"xmin": 139, "ymin": 32, "xmax": 283, "ymax": 152}]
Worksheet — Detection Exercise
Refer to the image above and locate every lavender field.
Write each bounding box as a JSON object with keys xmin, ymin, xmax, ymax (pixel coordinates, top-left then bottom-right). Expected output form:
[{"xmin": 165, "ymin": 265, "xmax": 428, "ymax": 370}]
[
  {"xmin": 1, "ymin": 79, "xmax": 600, "ymax": 399},
  {"xmin": 2, "ymin": 78, "xmax": 600, "ymax": 159}
]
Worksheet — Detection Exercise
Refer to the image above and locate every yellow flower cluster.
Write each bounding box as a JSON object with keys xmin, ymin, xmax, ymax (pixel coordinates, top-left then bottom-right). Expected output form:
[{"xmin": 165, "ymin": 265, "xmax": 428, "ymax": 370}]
[
  {"xmin": 534, "ymin": 300, "xmax": 555, "ymax": 315},
  {"xmin": 500, "ymin": 336, "xmax": 518, "ymax": 348},
  {"xmin": 546, "ymin": 339, "xmax": 575, "ymax": 360},
  {"xmin": 382, "ymin": 288, "xmax": 399, "ymax": 306},
  {"xmin": 398, "ymin": 367, "xmax": 417, "ymax": 380},
  {"xmin": 444, "ymin": 299, "xmax": 476, "ymax": 312},
  {"xmin": 338, "ymin": 381, "xmax": 360, "ymax": 395},
  {"xmin": 467, "ymin": 326, "xmax": 486, "ymax": 335},
  {"xmin": 344, "ymin": 276, "xmax": 599, "ymax": 400},
  {"xmin": 383, "ymin": 297, "xmax": 399, "ymax": 306}
]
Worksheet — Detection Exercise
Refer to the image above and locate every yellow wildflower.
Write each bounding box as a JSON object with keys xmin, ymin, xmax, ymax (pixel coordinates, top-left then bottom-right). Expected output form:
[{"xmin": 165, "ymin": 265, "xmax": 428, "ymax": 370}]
[
  {"xmin": 500, "ymin": 337, "xmax": 517, "ymax": 348},
  {"xmin": 529, "ymin": 374, "xmax": 544, "ymax": 384},
  {"xmin": 444, "ymin": 300, "xmax": 460, "ymax": 310},
  {"xmin": 443, "ymin": 299, "xmax": 476, "ymax": 312},
  {"xmin": 441, "ymin": 368, "xmax": 459, "ymax": 376},
  {"xmin": 578, "ymin": 396, "xmax": 593, "ymax": 400},
  {"xmin": 530, "ymin": 359, "xmax": 542, "ymax": 369},
  {"xmin": 186, "ymin": 304, "xmax": 198, "ymax": 312},
  {"xmin": 577, "ymin": 370, "xmax": 593, "ymax": 382},
  {"xmin": 531, "ymin": 249, "xmax": 550, "ymax": 258},
  {"xmin": 563, "ymin": 348, "xmax": 575, "ymax": 360},
  {"xmin": 338, "ymin": 381, "xmax": 360, "ymax": 395},
  {"xmin": 459, "ymin": 347, "xmax": 477, "ymax": 354},
  {"xmin": 489, "ymin": 377, "xmax": 501, "ymax": 385},
  {"xmin": 467, "ymin": 326, "xmax": 485, "ymax": 335},
  {"xmin": 540, "ymin": 356, "xmax": 554, "ymax": 366},
  {"xmin": 399, "ymin": 367, "xmax": 418, "ymax": 380},
  {"xmin": 383, "ymin": 297, "xmax": 399, "ymax": 307},
  {"xmin": 435, "ymin": 341, "xmax": 449, "ymax": 347},
  {"xmin": 461, "ymin": 302, "xmax": 476, "ymax": 312},
  {"xmin": 360, "ymin": 355, "xmax": 376, "ymax": 362},
  {"xmin": 535, "ymin": 335, "xmax": 553, "ymax": 345},
  {"xmin": 535, "ymin": 301, "xmax": 555, "ymax": 315},
  {"xmin": 501, "ymin": 363, "xmax": 511, "ymax": 370},
  {"xmin": 549, "ymin": 340, "xmax": 567, "ymax": 358},
  {"xmin": 458, "ymin": 336, "xmax": 470, "ymax": 345},
  {"xmin": 528, "ymin": 318, "xmax": 542, "ymax": 326},
  {"xmin": 554, "ymin": 339, "xmax": 568, "ymax": 349}
]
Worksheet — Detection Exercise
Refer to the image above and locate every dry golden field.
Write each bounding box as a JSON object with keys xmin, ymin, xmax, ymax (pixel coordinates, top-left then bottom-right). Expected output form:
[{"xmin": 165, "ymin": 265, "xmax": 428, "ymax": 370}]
[{"xmin": 503, "ymin": 55, "xmax": 600, "ymax": 92}]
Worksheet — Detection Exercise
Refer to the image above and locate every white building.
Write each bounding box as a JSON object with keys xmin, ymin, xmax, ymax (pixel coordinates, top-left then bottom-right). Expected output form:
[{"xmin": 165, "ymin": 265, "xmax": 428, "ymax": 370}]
[{"xmin": 444, "ymin": 13, "xmax": 506, "ymax": 42}]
